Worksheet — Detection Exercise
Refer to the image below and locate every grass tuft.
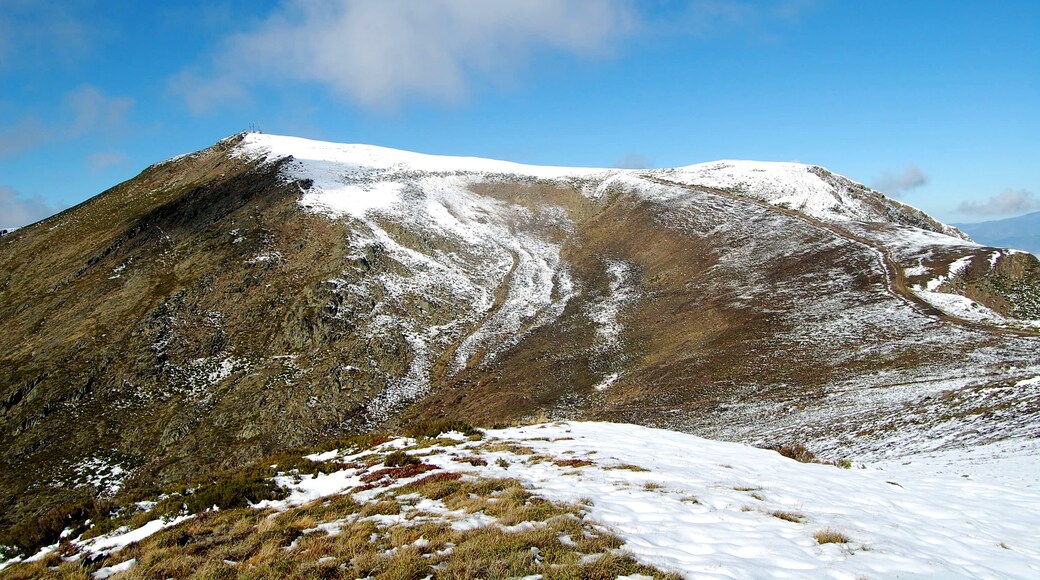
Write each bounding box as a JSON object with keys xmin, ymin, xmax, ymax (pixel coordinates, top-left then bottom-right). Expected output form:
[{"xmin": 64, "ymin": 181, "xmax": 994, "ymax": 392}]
[
  {"xmin": 771, "ymin": 510, "xmax": 805, "ymax": 523},
  {"xmin": 607, "ymin": 463, "xmax": 650, "ymax": 472},
  {"xmin": 814, "ymin": 528, "xmax": 850, "ymax": 544},
  {"xmin": 553, "ymin": 458, "xmax": 595, "ymax": 468}
]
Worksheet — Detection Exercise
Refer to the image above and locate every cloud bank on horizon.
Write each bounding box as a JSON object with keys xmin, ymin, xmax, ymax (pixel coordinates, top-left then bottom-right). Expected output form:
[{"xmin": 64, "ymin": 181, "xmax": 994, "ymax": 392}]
[
  {"xmin": 0, "ymin": 186, "xmax": 58, "ymax": 230},
  {"xmin": 956, "ymin": 188, "xmax": 1040, "ymax": 217}
]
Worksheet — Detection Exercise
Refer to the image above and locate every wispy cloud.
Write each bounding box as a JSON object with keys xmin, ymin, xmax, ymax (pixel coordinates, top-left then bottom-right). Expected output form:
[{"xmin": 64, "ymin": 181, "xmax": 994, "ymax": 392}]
[
  {"xmin": 175, "ymin": 0, "xmax": 637, "ymax": 112},
  {"xmin": 872, "ymin": 163, "xmax": 927, "ymax": 197},
  {"xmin": 86, "ymin": 151, "xmax": 131, "ymax": 173},
  {"xmin": 0, "ymin": 2, "xmax": 93, "ymax": 70},
  {"xmin": 956, "ymin": 189, "xmax": 1040, "ymax": 217},
  {"xmin": 613, "ymin": 153, "xmax": 654, "ymax": 169},
  {"xmin": 65, "ymin": 86, "xmax": 134, "ymax": 135},
  {"xmin": 0, "ymin": 118, "xmax": 51, "ymax": 157},
  {"xmin": 646, "ymin": 0, "xmax": 816, "ymax": 37},
  {"xmin": 0, "ymin": 185, "xmax": 59, "ymax": 229},
  {"xmin": 0, "ymin": 85, "xmax": 134, "ymax": 157}
]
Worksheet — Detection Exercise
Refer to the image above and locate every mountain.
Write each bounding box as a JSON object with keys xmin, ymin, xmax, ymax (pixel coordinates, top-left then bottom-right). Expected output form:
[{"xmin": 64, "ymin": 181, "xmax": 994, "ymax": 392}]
[
  {"xmin": 1, "ymin": 133, "xmax": 1038, "ymax": 536},
  {"xmin": 955, "ymin": 211, "xmax": 1040, "ymax": 255}
]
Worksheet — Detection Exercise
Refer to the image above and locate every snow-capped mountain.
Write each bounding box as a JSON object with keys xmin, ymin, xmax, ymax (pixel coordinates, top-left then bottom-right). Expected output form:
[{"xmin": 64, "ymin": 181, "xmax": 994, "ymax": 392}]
[{"xmin": 1, "ymin": 133, "xmax": 1038, "ymax": 536}]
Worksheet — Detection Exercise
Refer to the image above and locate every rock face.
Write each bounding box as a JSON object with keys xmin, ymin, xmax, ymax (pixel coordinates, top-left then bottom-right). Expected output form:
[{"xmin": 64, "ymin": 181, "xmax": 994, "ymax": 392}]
[{"xmin": 1, "ymin": 133, "xmax": 1038, "ymax": 528}]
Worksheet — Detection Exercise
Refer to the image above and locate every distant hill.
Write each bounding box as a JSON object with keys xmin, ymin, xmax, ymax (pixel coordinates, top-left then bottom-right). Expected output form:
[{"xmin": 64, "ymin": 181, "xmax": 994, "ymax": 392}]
[{"xmin": 955, "ymin": 211, "xmax": 1040, "ymax": 255}]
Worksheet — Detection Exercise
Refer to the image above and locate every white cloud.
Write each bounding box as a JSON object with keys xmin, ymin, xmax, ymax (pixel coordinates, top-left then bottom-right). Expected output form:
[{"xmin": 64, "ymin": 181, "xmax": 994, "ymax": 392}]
[
  {"xmin": 0, "ymin": 85, "xmax": 133, "ymax": 157},
  {"xmin": 0, "ymin": 2, "xmax": 93, "ymax": 70},
  {"xmin": 86, "ymin": 151, "xmax": 131, "ymax": 173},
  {"xmin": 0, "ymin": 185, "xmax": 59, "ymax": 229},
  {"xmin": 64, "ymin": 86, "xmax": 134, "ymax": 136},
  {"xmin": 956, "ymin": 189, "xmax": 1040, "ymax": 217},
  {"xmin": 645, "ymin": 0, "xmax": 816, "ymax": 37},
  {"xmin": 177, "ymin": 0, "xmax": 636, "ymax": 112},
  {"xmin": 872, "ymin": 163, "xmax": 927, "ymax": 197},
  {"xmin": 0, "ymin": 117, "xmax": 51, "ymax": 157}
]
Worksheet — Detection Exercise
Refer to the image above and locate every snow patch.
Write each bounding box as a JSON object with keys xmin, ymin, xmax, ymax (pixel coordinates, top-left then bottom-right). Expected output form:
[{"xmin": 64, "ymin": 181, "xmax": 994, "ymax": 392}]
[
  {"xmin": 77, "ymin": 515, "xmax": 194, "ymax": 557},
  {"xmin": 593, "ymin": 372, "xmax": 620, "ymax": 391},
  {"xmin": 93, "ymin": 558, "xmax": 137, "ymax": 579},
  {"xmin": 587, "ymin": 260, "xmax": 638, "ymax": 353},
  {"xmin": 1015, "ymin": 376, "xmax": 1040, "ymax": 388},
  {"xmin": 68, "ymin": 456, "xmax": 130, "ymax": 497}
]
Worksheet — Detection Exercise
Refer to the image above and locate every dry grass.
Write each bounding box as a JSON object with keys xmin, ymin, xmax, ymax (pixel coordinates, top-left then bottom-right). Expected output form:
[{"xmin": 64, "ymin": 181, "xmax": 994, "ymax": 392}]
[
  {"xmin": 814, "ymin": 528, "xmax": 850, "ymax": 544},
  {"xmin": 771, "ymin": 510, "xmax": 806, "ymax": 523},
  {"xmin": 767, "ymin": 443, "xmax": 853, "ymax": 469},
  {"xmin": 479, "ymin": 442, "xmax": 537, "ymax": 455},
  {"xmin": 553, "ymin": 458, "xmax": 596, "ymax": 468},
  {"xmin": 607, "ymin": 463, "xmax": 650, "ymax": 472},
  {"xmin": 2, "ymin": 470, "xmax": 682, "ymax": 579}
]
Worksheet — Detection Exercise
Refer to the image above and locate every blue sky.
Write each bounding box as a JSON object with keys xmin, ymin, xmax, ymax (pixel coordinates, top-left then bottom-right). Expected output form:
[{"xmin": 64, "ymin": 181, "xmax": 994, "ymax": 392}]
[{"xmin": 1, "ymin": 0, "xmax": 1038, "ymax": 228}]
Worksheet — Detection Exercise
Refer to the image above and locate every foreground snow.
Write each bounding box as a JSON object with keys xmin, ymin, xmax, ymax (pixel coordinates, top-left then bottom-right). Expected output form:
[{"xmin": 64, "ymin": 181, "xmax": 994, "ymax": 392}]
[
  {"xmin": 273, "ymin": 422, "xmax": 1040, "ymax": 578},
  {"xmin": 6, "ymin": 421, "xmax": 1038, "ymax": 577}
]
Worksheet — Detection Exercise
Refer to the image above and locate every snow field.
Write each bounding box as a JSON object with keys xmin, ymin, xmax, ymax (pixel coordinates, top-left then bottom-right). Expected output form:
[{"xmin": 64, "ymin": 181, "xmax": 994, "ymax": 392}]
[
  {"xmin": 9, "ymin": 422, "xmax": 1039, "ymax": 578},
  {"xmin": 266, "ymin": 422, "xmax": 1040, "ymax": 578}
]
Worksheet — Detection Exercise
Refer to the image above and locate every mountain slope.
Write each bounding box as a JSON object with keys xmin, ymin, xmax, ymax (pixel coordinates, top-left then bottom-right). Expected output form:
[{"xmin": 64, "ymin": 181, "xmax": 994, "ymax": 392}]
[
  {"xmin": 955, "ymin": 211, "xmax": 1040, "ymax": 255},
  {"xmin": 1, "ymin": 133, "xmax": 1038, "ymax": 534}
]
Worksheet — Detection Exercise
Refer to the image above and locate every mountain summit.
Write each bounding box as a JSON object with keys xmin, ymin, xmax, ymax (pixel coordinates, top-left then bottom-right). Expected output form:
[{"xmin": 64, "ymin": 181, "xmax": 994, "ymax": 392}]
[{"xmin": 1, "ymin": 133, "xmax": 1038, "ymax": 531}]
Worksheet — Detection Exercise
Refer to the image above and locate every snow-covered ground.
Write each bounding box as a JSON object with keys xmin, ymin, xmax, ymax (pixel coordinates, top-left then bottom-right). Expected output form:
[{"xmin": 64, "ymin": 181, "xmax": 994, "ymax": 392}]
[
  {"xmin": 6, "ymin": 421, "xmax": 1039, "ymax": 577},
  {"xmin": 437, "ymin": 423, "xmax": 1040, "ymax": 578}
]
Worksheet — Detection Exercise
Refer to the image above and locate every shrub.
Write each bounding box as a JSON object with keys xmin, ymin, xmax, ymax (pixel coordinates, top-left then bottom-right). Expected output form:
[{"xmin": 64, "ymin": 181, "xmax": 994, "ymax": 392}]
[
  {"xmin": 452, "ymin": 456, "xmax": 488, "ymax": 466},
  {"xmin": 771, "ymin": 443, "xmax": 818, "ymax": 463},
  {"xmin": 0, "ymin": 496, "xmax": 113, "ymax": 554},
  {"xmin": 766, "ymin": 443, "xmax": 853, "ymax": 468},
  {"xmin": 383, "ymin": 450, "xmax": 420, "ymax": 467},
  {"xmin": 182, "ymin": 471, "xmax": 286, "ymax": 513}
]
